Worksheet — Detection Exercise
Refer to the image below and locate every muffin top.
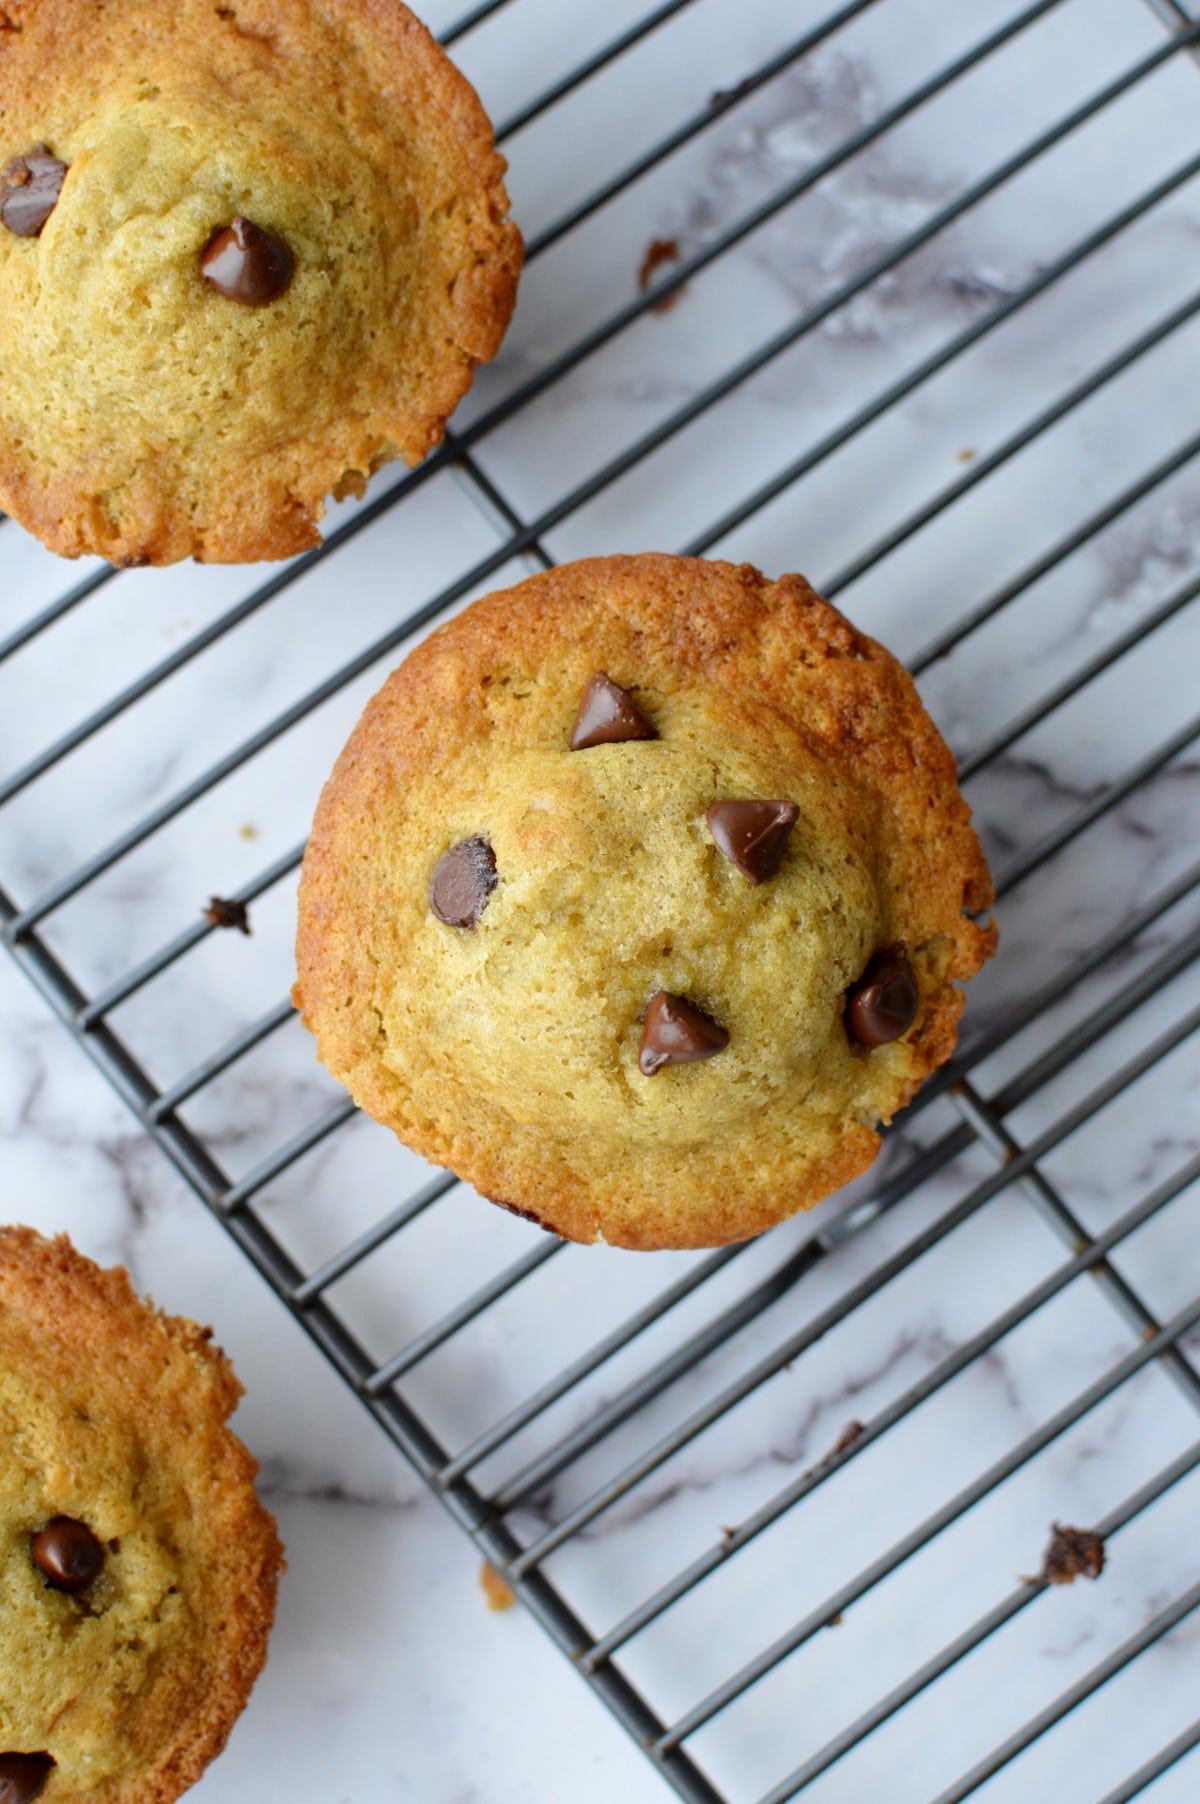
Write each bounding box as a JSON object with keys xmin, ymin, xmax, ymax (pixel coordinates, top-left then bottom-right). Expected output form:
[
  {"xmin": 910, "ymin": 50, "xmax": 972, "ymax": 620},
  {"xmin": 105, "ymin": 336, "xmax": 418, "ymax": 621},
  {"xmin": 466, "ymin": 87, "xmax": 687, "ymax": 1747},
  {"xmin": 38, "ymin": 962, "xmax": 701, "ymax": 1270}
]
[
  {"xmin": 0, "ymin": 1229, "xmax": 283, "ymax": 1802},
  {"xmin": 0, "ymin": 0, "xmax": 521, "ymax": 564},
  {"xmin": 295, "ymin": 555, "xmax": 996, "ymax": 1250}
]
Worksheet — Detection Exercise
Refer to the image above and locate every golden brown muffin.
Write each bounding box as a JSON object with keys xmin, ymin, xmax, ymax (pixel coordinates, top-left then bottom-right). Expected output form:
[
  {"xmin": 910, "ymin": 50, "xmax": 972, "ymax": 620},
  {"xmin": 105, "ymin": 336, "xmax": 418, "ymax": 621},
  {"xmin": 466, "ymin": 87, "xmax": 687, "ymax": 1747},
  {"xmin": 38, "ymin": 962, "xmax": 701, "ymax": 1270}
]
[
  {"xmin": 0, "ymin": 0, "xmax": 521, "ymax": 564},
  {"xmin": 294, "ymin": 555, "xmax": 996, "ymax": 1250},
  {"xmin": 0, "ymin": 1228, "xmax": 284, "ymax": 1802}
]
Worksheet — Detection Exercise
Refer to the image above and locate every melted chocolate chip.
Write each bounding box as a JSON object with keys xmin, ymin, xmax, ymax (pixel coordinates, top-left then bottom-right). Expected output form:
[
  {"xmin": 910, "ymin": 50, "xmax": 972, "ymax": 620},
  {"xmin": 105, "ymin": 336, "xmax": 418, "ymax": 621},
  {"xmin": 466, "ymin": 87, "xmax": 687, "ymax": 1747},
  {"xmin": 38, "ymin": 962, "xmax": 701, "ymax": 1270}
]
[
  {"xmin": 0, "ymin": 145, "xmax": 67, "ymax": 238},
  {"xmin": 569, "ymin": 673, "xmax": 658, "ymax": 751},
  {"xmin": 430, "ymin": 837, "xmax": 497, "ymax": 929},
  {"xmin": 639, "ymin": 991, "xmax": 729, "ymax": 1076},
  {"xmin": 200, "ymin": 216, "xmax": 294, "ymax": 305},
  {"xmin": 845, "ymin": 947, "xmax": 918, "ymax": 1048},
  {"xmin": 32, "ymin": 1516, "xmax": 105, "ymax": 1594},
  {"xmin": 706, "ymin": 798, "xmax": 799, "ymax": 883},
  {"xmin": 0, "ymin": 1753, "xmax": 55, "ymax": 1803},
  {"xmin": 1039, "ymin": 1523, "xmax": 1105, "ymax": 1586}
]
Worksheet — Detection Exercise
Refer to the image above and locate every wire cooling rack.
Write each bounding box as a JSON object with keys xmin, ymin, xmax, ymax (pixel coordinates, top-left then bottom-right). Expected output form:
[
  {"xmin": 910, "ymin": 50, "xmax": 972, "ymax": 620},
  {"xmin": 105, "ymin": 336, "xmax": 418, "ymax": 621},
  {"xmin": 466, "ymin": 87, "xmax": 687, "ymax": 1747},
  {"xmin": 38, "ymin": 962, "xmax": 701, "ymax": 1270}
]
[{"xmin": 3, "ymin": 1, "xmax": 1200, "ymax": 1799}]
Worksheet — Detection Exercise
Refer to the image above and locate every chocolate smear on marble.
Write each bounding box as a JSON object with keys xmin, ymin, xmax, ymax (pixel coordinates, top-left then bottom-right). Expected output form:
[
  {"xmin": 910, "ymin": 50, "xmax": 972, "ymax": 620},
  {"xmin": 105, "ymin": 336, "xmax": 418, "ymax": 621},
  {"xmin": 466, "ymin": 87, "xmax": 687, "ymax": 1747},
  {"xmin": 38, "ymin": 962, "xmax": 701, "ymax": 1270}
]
[
  {"xmin": 638, "ymin": 236, "xmax": 685, "ymax": 313},
  {"xmin": 639, "ymin": 991, "xmax": 729, "ymax": 1076},
  {"xmin": 570, "ymin": 673, "xmax": 657, "ymax": 751},
  {"xmin": 430, "ymin": 837, "xmax": 497, "ymax": 929},
  {"xmin": 707, "ymin": 798, "xmax": 798, "ymax": 883}
]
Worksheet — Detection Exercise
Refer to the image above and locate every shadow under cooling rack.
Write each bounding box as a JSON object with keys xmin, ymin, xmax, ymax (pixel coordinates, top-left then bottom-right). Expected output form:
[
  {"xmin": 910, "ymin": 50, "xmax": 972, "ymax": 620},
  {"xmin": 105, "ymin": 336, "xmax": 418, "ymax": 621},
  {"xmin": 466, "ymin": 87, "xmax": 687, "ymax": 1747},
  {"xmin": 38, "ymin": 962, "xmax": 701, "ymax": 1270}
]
[{"xmin": 3, "ymin": 1, "xmax": 1200, "ymax": 1800}]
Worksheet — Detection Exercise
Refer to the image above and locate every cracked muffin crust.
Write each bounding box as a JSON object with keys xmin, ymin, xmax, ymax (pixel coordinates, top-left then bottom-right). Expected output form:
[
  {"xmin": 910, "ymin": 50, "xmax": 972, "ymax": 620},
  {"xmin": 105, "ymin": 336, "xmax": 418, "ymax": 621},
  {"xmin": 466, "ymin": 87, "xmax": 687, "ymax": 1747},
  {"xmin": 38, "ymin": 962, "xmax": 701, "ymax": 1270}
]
[
  {"xmin": 294, "ymin": 554, "xmax": 996, "ymax": 1250},
  {"xmin": 0, "ymin": 0, "xmax": 521, "ymax": 564},
  {"xmin": 0, "ymin": 1229, "xmax": 283, "ymax": 1802}
]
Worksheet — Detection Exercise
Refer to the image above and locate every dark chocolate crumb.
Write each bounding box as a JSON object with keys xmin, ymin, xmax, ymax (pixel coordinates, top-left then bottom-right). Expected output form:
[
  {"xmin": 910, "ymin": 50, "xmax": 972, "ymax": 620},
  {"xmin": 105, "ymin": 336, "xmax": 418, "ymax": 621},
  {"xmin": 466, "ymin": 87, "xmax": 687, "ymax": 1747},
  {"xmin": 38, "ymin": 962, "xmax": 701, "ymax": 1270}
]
[
  {"xmin": 638, "ymin": 237, "xmax": 685, "ymax": 313},
  {"xmin": 801, "ymin": 1418, "xmax": 866, "ymax": 1485},
  {"xmin": 710, "ymin": 76, "xmax": 754, "ymax": 107},
  {"xmin": 1038, "ymin": 1523, "xmax": 1106, "ymax": 1586},
  {"xmin": 830, "ymin": 1419, "xmax": 866, "ymax": 1459},
  {"xmin": 204, "ymin": 896, "xmax": 251, "ymax": 935}
]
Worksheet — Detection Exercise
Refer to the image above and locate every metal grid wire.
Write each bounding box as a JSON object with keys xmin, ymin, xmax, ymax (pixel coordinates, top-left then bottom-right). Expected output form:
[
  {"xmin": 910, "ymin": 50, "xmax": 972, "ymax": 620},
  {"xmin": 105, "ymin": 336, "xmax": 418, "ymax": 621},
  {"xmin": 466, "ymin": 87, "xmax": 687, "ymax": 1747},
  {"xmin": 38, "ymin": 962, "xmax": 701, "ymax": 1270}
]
[{"xmin": 2, "ymin": 0, "xmax": 1200, "ymax": 1798}]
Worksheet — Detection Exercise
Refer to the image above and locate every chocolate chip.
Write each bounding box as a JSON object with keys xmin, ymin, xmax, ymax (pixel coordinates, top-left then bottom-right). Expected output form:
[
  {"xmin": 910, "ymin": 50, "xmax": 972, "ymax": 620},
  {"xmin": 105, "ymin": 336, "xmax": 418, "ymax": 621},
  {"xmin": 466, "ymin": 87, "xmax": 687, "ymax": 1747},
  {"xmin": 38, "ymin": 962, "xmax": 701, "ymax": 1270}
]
[
  {"xmin": 569, "ymin": 673, "xmax": 658, "ymax": 751},
  {"xmin": 200, "ymin": 216, "xmax": 294, "ymax": 305},
  {"xmin": 0, "ymin": 1753, "xmax": 56, "ymax": 1803},
  {"xmin": 203, "ymin": 895, "xmax": 251, "ymax": 935},
  {"xmin": 845, "ymin": 947, "xmax": 918, "ymax": 1048},
  {"xmin": 32, "ymin": 1516, "xmax": 105, "ymax": 1594},
  {"xmin": 430, "ymin": 837, "xmax": 497, "ymax": 929},
  {"xmin": 1039, "ymin": 1523, "xmax": 1105, "ymax": 1586},
  {"xmin": 706, "ymin": 798, "xmax": 799, "ymax": 883},
  {"xmin": 484, "ymin": 1194, "xmax": 559, "ymax": 1235},
  {"xmin": 639, "ymin": 991, "xmax": 729, "ymax": 1076},
  {"xmin": 0, "ymin": 145, "xmax": 68, "ymax": 238}
]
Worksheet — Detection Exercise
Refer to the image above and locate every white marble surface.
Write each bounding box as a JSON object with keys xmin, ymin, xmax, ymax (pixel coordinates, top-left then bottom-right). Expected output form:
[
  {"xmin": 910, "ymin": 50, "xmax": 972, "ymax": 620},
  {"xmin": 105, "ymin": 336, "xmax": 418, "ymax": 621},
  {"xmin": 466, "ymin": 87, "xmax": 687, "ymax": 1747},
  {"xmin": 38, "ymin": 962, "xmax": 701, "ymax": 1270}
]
[{"xmin": 3, "ymin": 1, "xmax": 1200, "ymax": 1801}]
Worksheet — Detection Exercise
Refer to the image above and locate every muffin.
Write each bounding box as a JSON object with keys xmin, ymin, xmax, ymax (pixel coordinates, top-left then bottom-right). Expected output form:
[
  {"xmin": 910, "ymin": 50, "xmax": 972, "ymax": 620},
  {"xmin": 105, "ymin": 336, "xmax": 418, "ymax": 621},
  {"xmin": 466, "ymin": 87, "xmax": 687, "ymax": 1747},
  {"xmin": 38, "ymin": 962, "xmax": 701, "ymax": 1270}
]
[
  {"xmin": 295, "ymin": 554, "xmax": 996, "ymax": 1250},
  {"xmin": 0, "ymin": 1228, "xmax": 283, "ymax": 1801},
  {"xmin": 0, "ymin": 0, "xmax": 521, "ymax": 565}
]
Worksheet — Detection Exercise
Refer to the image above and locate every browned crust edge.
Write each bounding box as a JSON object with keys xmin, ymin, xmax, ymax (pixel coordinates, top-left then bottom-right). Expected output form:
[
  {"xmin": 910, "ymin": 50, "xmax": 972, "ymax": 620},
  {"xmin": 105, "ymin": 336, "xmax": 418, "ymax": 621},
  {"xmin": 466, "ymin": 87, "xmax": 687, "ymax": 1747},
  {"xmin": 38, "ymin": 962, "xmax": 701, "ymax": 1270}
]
[
  {"xmin": 0, "ymin": 0, "xmax": 522, "ymax": 565},
  {"xmin": 0, "ymin": 1226, "xmax": 285, "ymax": 1804},
  {"xmin": 295, "ymin": 554, "xmax": 997, "ymax": 1250}
]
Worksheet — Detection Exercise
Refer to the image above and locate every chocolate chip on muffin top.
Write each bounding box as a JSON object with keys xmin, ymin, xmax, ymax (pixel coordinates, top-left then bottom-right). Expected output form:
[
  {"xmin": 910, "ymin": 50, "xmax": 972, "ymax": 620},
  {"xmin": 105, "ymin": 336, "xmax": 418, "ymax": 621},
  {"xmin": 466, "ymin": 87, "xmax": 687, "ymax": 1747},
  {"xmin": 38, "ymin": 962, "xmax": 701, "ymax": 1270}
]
[
  {"xmin": 30, "ymin": 1517, "xmax": 105, "ymax": 1594},
  {"xmin": 706, "ymin": 798, "xmax": 799, "ymax": 883},
  {"xmin": 639, "ymin": 992, "xmax": 729, "ymax": 1075},
  {"xmin": 0, "ymin": 145, "xmax": 68, "ymax": 239},
  {"xmin": 430, "ymin": 837, "xmax": 498, "ymax": 929},
  {"xmin": 845, "ymin": 947, "xmax": 919, "ymax": 1047},
  {"xmin": 0, "ymin": 1752, "xmax": 56, "ymax": 1802},
  {"xmin": 200, "ymin": 216, "xmax": 294, "ymax": 305},
  {"xmin": 570, "ymin": 673, "xmax": 658, "ymax": 750}
]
